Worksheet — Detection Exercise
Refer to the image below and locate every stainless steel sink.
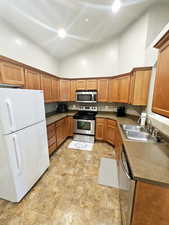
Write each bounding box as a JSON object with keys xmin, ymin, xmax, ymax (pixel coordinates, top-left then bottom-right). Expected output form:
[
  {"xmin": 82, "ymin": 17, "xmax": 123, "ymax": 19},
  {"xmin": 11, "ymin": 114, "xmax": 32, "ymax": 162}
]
[
  {"xmin": 121, "ymin": 124, "xmax": 145, "ymax": 132},
  {"xmin": 121, "ymin": 124, "xmax": 155, "ymax": 142},
  {"xmin": 125, "ymin": 130, "xmax": 155, "ymax": 142}
]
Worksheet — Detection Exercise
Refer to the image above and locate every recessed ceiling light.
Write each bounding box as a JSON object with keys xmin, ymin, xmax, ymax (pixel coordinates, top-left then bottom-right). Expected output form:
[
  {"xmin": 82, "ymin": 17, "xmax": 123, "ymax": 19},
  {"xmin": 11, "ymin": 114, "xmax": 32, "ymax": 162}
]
[
  {"xmin": 57, "ymin": 28, "xmax": 67, "ymax": 39},
  {"xmin": 112, "ymin": 0, "xmax": 121, "ymax": 13},
  {"xmin": 85, "ymin": 18, "xmax": 89, "ymax": 22}
]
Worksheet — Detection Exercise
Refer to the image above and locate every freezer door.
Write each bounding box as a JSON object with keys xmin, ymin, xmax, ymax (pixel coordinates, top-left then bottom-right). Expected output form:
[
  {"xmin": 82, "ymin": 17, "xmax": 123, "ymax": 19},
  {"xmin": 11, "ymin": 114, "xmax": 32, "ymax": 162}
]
[
  {"xmin": 3, "ymin": 121, "xmax": 49, "ymax": 202},
  {"xmin": 0, "ymin": 88, "xmax": 45, "ymax": 134}
]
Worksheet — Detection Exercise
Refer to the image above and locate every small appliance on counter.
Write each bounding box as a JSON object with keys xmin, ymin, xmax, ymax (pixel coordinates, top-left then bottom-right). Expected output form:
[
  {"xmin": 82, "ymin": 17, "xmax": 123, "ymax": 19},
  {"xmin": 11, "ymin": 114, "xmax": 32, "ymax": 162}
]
[
  {"xmin": 117, "ymin": 106, "xmax": 126, "ymax": 117},
  {"xmin": 57, "ymin": 103, "xmax": 68, "ymax": 113}
]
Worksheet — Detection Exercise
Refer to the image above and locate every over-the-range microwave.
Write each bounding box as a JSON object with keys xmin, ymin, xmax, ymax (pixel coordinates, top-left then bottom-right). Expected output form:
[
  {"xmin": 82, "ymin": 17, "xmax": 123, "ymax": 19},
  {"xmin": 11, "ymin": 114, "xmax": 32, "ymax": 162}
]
[{"xmin": 76, "ymin": 90, "xmax": 97, "ymax": 103}]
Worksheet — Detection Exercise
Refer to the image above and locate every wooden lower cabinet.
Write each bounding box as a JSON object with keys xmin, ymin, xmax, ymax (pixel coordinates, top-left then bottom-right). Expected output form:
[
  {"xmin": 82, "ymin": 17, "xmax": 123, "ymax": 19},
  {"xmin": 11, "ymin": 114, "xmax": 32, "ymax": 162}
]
[
  {"xmin": 96, "ymin": 118, "xmax": 116, "ymax": 146},
  {"xmin": 96, "ymin": 118, "xmax": 106, "ymax": 140},
  {"xmin": 47, "ymin": 116, "xmax": 74, "ymax": 155},
  {"xmin": 67, "ymin": 116, "xmax": 74, "ymax": 136},
  {"xmin": 105, "ymin": 119, "xmax": 116, "ymax": 145},
  {"xmin": 47, "ymin": 123, "xmax": 57, "ymax": 155},
  {"xmin": 56, "ymin": 119, "xmax": 66, "ymax": 147},
  {"xmin": 131, "ymin": 181, "xmax": 169, "ymax": 225}
]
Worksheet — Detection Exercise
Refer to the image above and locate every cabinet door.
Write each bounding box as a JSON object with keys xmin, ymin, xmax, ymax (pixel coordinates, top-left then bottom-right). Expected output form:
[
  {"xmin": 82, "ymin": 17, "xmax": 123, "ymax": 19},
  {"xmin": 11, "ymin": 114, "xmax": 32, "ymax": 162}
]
[
  {"xmin": 76, "ymin": 80, "xmax": 86, "ymax": 90},
  {"xmin": 96, "ymin": 118, "xmax": 105, "ymax": 140},
  {"xmin": 105, "ymin": 119, "xmax": 116, "ymax": 145},
  {"xmin": 51, "ymin": 78, "xmax": 59, "ymax": 102},
  {"xmin": 118, "ymin": 75, "xmax": 130, "ymax": 103},
  {"xmin": 47, "ymin": 123, "xmax": 56, "ymax": 155},
  {"xmin": 60, "ymin": 80, "xmax": 70, "ymax": 101},
  {"xmin": 0, "ymin": 61, "xmax": 24, "ymax": 86},
  {"xmin": 56, "ymin": 119, "xmax": 64, "ymax": 146},
  {"xmin": 25, "ymin": 69, "xmax": 41, "ymax": 90},
  {"xmin": 129, "ymin": 73, "xmax": 135, "ymax": 104},
  {"xmin": 41, "ymin": 74, "xmax": 52, "ymax": 102},
  {"xmin": 68, "ymin": 116, "xmax": 74, "ymax": 136},
  {"xmin": 70, "ymin": 80, "xmax": 77, "ymax": 101},
  {"xmin": 132, "ymin": 182, "xmax": 169, "ymax": 225},
  {"xmin": 98, "ymin": 79, "xmax": 109, "ymax": 102},
  {"xmin": 108, "ymin": 78, "xmax": 119, "ymax": 102},
  {"xmin": 130, "ymin": 70, "xmax": 151, "ymax": 106},
  {"xmin": 152, "ymin": 44, "xmax": 169, "ymax": 117},
  {"xmin": 86, "ymin": 79, "xmax": 97, "ymax": 90}
]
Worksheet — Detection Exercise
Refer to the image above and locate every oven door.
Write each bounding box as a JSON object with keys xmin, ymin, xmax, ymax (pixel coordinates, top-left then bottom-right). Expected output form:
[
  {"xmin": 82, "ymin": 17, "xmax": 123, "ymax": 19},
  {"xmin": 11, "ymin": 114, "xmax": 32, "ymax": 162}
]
[
  {"xmin": 118, "ymin": 146, "xmax": 135, "ymax": 225},
  {"xmin": 76, "ymin": 92, "xmax": 96, "ymax": 103},
  {"xmin": 75, "ymin": 119, "xmax": 95, "ymax": 135}
]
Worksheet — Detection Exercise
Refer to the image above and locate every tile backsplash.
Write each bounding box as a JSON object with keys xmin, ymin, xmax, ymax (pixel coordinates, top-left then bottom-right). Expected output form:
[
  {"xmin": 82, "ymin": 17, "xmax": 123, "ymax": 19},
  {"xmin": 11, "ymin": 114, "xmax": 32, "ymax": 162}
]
[
  {"xmin": 68, "ymin": 102, "xmax": 145, "ymax": 116},
  {"xmin": 45, "ymin": 103, "xmax": 58, "ymax": 114}
]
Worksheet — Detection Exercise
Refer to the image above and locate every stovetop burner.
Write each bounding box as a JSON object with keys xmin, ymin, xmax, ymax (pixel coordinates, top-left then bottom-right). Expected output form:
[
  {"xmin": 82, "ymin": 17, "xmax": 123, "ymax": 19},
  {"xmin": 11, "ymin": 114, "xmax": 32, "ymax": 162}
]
[{"xmin": 73, "ymin": 111, "xmax": 97, "ymax": 120}]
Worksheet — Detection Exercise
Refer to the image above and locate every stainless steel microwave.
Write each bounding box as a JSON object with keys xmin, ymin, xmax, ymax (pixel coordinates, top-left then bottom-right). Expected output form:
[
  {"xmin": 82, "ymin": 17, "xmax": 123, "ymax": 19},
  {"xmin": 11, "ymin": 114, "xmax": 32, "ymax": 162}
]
[{"xmin": 76, "ymin": 91, "xmax": 97, "ymax": 103}]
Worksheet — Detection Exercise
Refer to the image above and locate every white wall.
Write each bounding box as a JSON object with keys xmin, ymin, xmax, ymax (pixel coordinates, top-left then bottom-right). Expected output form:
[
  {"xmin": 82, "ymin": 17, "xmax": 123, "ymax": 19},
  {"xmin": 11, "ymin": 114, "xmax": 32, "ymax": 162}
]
[
  {"xmin": 59, "ymin": 38, "xmax": 119, "ymax": 78},
  {"xmin": 146, "ymin": 3, "xmax": 169, "ymax": 47},
  {"xmin": 118, "ymin": 13, "xmax": 148, "ymax": 74},
  {"xmin": 0, "ymin": 18, "xmax": 58, "ymax": 75},
  {"xmin": 59, "ymin": 3, "xmax": 169, "ymax": 78}
]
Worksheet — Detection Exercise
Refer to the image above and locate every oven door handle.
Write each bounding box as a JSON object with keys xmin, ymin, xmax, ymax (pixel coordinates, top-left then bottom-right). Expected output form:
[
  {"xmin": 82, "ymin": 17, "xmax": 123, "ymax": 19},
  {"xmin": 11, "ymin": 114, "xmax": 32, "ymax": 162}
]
[{"xmin": 120, "ymin": 151, "xmax": 131, "ymax": 179}]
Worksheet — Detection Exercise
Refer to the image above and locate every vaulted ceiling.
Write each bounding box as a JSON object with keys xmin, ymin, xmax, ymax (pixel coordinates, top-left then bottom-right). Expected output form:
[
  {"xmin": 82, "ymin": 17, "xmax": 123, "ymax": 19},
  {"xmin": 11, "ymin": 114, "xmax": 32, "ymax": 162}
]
[{"xmin": 0, "ymin": 0, "xmax": 168, "ymax": 59}]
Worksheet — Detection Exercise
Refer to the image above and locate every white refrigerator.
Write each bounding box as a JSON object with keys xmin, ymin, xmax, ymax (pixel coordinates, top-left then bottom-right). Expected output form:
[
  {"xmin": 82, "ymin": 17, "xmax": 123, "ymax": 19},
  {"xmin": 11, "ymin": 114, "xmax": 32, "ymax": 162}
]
[{"xmin": 0, "ymin": 88, "xmax": 49, "ymax": 202}]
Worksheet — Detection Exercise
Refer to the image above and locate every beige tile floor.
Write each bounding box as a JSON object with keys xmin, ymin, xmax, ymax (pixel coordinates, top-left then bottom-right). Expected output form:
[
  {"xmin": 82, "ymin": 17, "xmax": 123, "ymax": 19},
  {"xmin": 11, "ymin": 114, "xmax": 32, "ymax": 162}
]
[{"xmin": 0, "ymin": 139, "xmax": 121, "ymax": 225}]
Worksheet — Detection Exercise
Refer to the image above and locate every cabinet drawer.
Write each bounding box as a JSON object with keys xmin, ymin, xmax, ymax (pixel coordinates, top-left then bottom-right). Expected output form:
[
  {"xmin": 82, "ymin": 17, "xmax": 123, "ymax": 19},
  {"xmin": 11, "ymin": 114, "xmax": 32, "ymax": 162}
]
[
  {"xmin": 49, "ymin": 143, "xmax": 57, "ymax": 155},
  {"xmin": 56, "ymin": 118, "xmax": 65, "ymax": 127},
  {"xmin": 48, "ymin": 136, "xmax": 56, "ymax": 146},
  {"xmin": 107, "ymin": 119, "xmax": 116, "ymax": 126},
  {"xmin": 96, "ymin": 118, "xmax": 105, "ymax": 123},
  {"xmin": 47, "ymin": 124, "xmax": 56, "ymax": 139}
]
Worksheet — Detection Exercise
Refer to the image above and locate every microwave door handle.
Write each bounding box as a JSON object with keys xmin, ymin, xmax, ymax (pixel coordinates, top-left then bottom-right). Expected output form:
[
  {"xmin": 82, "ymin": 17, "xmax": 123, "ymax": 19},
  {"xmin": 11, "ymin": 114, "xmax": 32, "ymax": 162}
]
[{"xmin": 120, "ymin": 151, "xmax": 131, "ymax": 179}]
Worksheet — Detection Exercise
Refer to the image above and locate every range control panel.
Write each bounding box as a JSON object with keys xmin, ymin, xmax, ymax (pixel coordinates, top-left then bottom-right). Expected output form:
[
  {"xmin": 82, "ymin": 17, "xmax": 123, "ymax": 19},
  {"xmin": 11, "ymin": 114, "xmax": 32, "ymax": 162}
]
[{"xmin": 79, "ymin": 105, "xmax": 97, "ymax": 112}]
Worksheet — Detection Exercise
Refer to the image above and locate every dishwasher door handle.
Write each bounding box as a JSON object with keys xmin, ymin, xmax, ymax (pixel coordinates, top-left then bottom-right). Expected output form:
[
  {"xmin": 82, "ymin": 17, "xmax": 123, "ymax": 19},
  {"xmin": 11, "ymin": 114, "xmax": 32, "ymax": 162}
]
[{"xmin": 120, "ymin": 151, "xmax": 131, "ymax": 179}]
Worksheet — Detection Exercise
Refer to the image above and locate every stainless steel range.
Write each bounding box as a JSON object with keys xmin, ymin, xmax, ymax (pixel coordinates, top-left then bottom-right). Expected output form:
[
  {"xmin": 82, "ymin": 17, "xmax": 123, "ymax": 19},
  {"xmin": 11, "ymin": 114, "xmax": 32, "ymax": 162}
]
[{"xmin": 73, "ymin": 105, "xmax": 97, "ymax": 143}]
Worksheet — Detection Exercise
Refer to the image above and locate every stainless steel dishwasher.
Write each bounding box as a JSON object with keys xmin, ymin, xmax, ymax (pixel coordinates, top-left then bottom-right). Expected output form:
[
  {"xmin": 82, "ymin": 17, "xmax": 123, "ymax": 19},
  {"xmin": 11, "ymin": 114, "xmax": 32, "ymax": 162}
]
[{"xmin": 118, "ymin": 145, "xmax": 136, "ymax": 225}]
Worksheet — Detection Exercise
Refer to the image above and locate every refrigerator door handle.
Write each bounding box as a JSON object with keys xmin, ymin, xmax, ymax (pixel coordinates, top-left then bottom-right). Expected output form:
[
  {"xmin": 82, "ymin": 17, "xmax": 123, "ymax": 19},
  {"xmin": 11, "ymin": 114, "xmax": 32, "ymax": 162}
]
[
  {"xmin": 6, "ymin": 99, "xmax": 15, "ymax": 132},
  {"xmin": 13, "ymin": 135, "xmax": 22, "ymax": 175}
]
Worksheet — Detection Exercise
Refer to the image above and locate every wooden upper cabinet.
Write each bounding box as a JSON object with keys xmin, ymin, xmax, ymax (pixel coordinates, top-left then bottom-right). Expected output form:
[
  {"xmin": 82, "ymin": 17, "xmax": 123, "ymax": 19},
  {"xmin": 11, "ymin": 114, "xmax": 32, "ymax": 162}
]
[
  {"xmin": 118, "ymin": 75, "xmax": 130, "ymax": 103},
  {"xmin": 108, "ymin": 78, "xmax": 119, "ymax": 102},
  {"xmin": 25, "ymin": 69, "xmax": 41, "ymax": 90},
  {"xmin": 76, "ymin": 80, "xmax": 86, "ymax": 90},
  {"xmin": 0, "ymin": 61, "xmax": 24, "ymax": 86},
  {"xmin": 70, "ymin": 80, "xmax": 77, "ymax": 101},
  {"xmin": 108, "ymin": 75, "xmax": 130, "ymax": 103},
  {"xmin": 41, "ymin": 74, "xmax": 52, "ymax": 102},
  {"xmin": 86, "ymin": 79, "xmax": 97, "ymax": 90},
  {"xmin": 59, "ymin": 79, "xmax": 70, "ymax": 101},
  {"xmin": 129, "ymin": 69, "xmax": 151, "ymax": 106},
  {"xmin": 98, "ymin": 79, "xmax": 109, "ymax": 102},
  {"xmin": 51, "ymin": 78, "xmax": 59, "ymax": 102},
  {"xmin": 152, "ymin": 32, "xmax": 169, "ymax": 117}
]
